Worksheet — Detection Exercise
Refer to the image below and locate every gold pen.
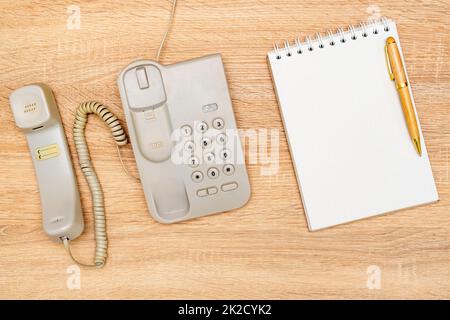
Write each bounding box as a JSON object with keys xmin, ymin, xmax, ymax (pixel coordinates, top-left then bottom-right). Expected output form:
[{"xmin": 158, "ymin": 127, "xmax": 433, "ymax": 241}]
[{"xmin": 385, "ymin": 36, "xmax": 422, "ymax": 156}]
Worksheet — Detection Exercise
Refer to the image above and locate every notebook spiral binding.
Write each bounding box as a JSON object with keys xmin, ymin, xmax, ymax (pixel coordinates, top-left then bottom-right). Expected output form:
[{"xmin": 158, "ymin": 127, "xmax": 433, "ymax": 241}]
[{"xmin": 273, "ymin": 17, "xmax": 391, "ymax": 59}]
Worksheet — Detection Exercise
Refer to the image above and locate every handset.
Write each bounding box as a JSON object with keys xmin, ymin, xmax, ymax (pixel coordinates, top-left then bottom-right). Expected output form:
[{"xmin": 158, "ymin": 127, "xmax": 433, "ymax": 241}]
[
  {"xmin": 9, "ymin": 84, "xmax": 84, "ymax": 241},
  {"xmin": 121, "ymin": 63, "xmax": 173, "ymax": 162}
]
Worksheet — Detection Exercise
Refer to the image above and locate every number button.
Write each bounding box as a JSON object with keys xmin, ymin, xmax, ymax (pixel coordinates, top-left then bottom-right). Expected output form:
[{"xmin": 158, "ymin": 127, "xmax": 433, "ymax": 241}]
[
  {"xmin": 212, "ymin": 118, "xmax": 225, "ymax": 129},
  {"xmin": 204, "ymin": 152, "xmax": 215, "ymax": 164},
  {"xmin": 207, "ymin": 167, "xmax": 219, "ymax": 179},
  {"xmin": 220, "ymin": 149, "xmax": 231, "ymax": 160},
  {"xmin": 184, "ymin": 141, "xmax": 195, "ymax": 153},
  {"xmin": 196, "ymin": 121, "xmax": 208, "ymax": 133},
  {"xmin": 188, "ymin": 156, "xmax": 200, "ymax": 168},
  {"xmin": 191, "ymin": 171, "xmax": 203, "ymax": 183},
  {"xmin": 181, "ymin": 125, "xmax": 192, "ymax": 137},
  {"xmin": 200, "ymin": 137, "xmax": 212, "ymax": 149},
  {"xmin": 223, "ymin": 164, "xmax": 235, "ymax": 175},
  {"xmin": 217, "ymin": 133, "xmax": 227, "ymax": 145}
]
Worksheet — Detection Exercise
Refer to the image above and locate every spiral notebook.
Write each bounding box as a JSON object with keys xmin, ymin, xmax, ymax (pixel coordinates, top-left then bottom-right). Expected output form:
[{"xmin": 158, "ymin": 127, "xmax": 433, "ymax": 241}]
[{"xmin": 268, "ymin": 18, "xmax": 438, "ymax": 231}]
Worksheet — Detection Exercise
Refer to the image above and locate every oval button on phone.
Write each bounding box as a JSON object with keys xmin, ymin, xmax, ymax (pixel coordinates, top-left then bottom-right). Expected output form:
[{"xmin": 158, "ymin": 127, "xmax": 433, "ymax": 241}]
[
  {"xmin": 197, "ymin": 188, "xmax": 208, "ymax": 197},
  {"xmin": 221, "ymin": 182, "xmax": 238, "ymax": 192},
  {"xmin": 207, "ymin": 187, "xmax": 218, "ymax": 195}
]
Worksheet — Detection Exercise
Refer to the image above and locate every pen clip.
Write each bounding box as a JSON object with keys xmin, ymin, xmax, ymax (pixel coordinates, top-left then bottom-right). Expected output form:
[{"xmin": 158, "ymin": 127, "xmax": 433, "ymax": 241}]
[{"xmin": 385, "ymin": 44, "xmax": 395, "ymax": 81}]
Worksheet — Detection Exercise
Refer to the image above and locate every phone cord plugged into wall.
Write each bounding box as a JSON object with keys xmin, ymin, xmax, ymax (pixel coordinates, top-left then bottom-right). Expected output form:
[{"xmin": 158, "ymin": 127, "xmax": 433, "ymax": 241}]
[{"xmin": 62, "ymin": 101, "xmax": 128, "ymax": 268}]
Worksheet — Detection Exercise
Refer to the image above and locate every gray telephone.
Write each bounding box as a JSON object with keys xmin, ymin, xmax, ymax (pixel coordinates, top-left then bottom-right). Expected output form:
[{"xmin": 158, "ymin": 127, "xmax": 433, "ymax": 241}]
[
  {"xmin": 115, "ymin": 0, "xmax": 250, "ymax": 222},
  {"xmin": 118, "ymin": 55, "xmax": 251, "ymax": 223},
  {"xmin": 8, "ymin": 0, "xmax": 250, "ymax": 268}
]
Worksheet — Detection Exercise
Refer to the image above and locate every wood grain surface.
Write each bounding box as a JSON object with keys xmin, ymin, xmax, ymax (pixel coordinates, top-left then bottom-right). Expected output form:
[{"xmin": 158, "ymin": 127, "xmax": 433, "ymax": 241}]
[{"xmin": 0, "ymin": 0, "xmax": 449, "ymax": 299}]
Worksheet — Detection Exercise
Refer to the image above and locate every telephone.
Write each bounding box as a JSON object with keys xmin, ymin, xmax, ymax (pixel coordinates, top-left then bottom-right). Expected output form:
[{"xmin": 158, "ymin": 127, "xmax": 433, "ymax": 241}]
[
  {"xmin": 118, "ymin": 55, "xmax": 251, "ymax": 223},
  {"xmin": 8, "ymin": 0, "xmax": 251, "ymax": 267}
]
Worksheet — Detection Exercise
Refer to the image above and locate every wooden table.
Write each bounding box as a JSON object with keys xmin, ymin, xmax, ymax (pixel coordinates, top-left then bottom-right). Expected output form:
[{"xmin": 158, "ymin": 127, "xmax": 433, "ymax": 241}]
[{"xmin": 0, "ymin": 0, "xmax": 449, "ymax": 299}]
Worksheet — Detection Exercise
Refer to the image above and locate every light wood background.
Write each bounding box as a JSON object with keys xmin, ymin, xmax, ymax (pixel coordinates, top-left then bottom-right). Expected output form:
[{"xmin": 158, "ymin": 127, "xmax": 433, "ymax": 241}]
[{"xmin": 0, "ymin": 0, "xmax": 449, "ymax": 299}]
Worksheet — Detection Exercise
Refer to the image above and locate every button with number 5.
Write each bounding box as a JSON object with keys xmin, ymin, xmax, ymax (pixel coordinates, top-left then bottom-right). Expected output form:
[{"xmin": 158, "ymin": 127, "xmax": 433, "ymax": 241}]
[{"xmin": 200, "ymin": 137, "xmax": 212, "ymax": 149}]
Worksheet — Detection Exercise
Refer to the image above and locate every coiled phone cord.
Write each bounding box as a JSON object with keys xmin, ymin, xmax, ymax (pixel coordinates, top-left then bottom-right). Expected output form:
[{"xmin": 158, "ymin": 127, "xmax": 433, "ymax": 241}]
[{"xmin": 64, "ymin": 101, "xmax": 128, "ymax": 268}]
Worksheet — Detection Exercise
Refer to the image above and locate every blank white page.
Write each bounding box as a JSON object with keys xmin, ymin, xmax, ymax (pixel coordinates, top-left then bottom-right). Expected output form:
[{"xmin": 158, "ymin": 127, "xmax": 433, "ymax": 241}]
[{"xmin": 268, "ymin": 19, "xmax": 438, "ymax": 230}]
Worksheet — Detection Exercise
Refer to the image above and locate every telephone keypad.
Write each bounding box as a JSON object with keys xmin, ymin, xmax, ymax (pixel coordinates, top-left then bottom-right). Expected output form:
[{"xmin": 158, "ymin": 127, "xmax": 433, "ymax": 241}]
[{"xmin": 184, "ymin": 114, "xmax": 240, "ymax": 197}]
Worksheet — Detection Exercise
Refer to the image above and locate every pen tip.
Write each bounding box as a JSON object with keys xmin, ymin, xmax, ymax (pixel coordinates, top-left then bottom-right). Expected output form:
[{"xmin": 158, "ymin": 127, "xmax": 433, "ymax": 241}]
[{"xmin": 413, "ymin": 138, "xmax": 422, "ymax": 156}]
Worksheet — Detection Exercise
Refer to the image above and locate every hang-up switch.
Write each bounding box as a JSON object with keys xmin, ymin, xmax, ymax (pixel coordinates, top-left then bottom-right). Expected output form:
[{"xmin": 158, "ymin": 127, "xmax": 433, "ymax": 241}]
[{"xmin": 136, "ymin": 67, "xmax": 149, "ymax": 89}]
